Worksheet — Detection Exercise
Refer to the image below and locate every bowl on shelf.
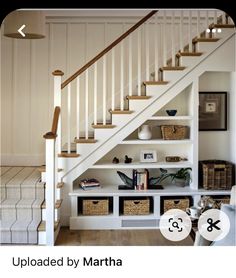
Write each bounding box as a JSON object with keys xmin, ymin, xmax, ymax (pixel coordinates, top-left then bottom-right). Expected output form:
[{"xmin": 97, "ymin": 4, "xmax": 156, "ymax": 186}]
[{"xmin": 166, "ymin": 109, "xmax": 177, "ymax": 116}]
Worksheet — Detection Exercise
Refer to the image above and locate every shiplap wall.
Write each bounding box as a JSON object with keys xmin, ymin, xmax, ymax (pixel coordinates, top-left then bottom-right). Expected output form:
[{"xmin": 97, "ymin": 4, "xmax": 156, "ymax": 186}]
[{"xmin": 1, "ymin": 18, "xmax": 137, "ymax": 165}]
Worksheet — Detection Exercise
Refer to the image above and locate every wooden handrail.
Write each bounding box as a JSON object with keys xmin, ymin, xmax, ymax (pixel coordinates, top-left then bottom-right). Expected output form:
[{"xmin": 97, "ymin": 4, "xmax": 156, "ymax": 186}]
[
  {"xmin": 43, "ymin": 106, "xmax": 61, "ymax": 139},
  {"xmin": 61, "ymin": 10, "xmax": 158, "ymax": 89}
]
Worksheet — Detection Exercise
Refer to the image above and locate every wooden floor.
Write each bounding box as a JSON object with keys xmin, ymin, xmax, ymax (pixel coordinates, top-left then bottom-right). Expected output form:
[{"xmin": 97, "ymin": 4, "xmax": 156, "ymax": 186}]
[{"xmin": 55, "ymin": 227, "xmax": 193, "ymax": 246}]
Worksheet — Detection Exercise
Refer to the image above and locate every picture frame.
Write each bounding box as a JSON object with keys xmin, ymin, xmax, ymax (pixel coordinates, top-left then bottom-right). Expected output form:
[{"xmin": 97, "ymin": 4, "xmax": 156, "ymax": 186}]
[
  {"xmin": 140, "ymin": 150, "xmax": 157, "ymax": 163},
  {"xmin": 199, "ymin": 92, "xmax": 227, "ymax": 131}
]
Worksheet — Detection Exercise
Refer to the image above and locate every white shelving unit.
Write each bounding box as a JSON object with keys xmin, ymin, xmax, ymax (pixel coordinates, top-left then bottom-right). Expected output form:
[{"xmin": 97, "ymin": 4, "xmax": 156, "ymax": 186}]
[{"xmin": 70, "ymin": 84, "xmax": 231, "ymax": 230}]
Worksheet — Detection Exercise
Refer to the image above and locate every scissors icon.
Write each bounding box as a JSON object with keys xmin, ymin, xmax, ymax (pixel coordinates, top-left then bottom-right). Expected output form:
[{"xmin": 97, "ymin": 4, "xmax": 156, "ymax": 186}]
[{"xmin": 207, "ymin": 218, "xmax": 221, "ymax": 232}]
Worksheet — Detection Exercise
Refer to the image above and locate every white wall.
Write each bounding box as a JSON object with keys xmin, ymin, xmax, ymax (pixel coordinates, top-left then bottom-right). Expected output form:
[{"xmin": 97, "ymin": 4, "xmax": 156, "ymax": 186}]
[{"xmin": 198, "ymin": 72, "xmax": 233, "ymax": 161}]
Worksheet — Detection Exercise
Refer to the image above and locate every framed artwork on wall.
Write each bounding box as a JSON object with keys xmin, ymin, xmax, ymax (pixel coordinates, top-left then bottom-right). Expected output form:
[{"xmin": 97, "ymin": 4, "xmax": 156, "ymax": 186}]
[{"xmin": 199, "ymin": 92, "xmax": 227, "ymax": 131}]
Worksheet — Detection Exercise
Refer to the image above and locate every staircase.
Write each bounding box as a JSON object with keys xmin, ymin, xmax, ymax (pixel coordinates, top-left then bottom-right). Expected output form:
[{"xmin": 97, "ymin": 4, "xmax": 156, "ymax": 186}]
[{"xmin": 1, "ymin": 10, "xmax": 235, "ymax": 245}]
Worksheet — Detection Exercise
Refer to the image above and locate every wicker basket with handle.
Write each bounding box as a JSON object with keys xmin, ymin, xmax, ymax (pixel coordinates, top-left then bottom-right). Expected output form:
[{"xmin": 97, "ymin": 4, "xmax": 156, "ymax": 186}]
[
  {"xmin": 123, "ymin": 198, "xmax": 150, "ymax": 215},
  {"xmin": 82, "ymin": 199, "xmax": 109, "ymax": 215},
  {"xmin": 163, "ymin": 198, "xmax": 190, "ymax": 213},
  {"xmin": 161, "ymin": 125, "xmax": 187, "ymax": 140}
]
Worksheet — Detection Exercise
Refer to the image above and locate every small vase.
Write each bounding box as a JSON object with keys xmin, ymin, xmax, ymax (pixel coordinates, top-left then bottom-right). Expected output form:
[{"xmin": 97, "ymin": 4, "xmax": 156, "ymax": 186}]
[
  {"xmin": 138, "ymin": 125, "xmax": 152, "ymax": 140},
  {"xmin": 173, "ymin": 178, "xmax": 188, "ymax": 187}
]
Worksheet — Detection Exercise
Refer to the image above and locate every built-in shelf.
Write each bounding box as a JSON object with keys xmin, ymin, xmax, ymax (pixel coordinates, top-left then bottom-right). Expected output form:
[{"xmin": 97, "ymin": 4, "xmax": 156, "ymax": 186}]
[
  {"xmin": 70, "ymin": 184, "xmax": 231, "ymax": 197},
  {"xmin": 91, "ymin": 161, "xmax": 193, "ymax": 169},
  {"xmin": 121, "ymin": 139, "xmax": 193, "ymax": 144},
  {"xmin": 149, "ymin": 116, "xmax": 193, "ymax": 120}
]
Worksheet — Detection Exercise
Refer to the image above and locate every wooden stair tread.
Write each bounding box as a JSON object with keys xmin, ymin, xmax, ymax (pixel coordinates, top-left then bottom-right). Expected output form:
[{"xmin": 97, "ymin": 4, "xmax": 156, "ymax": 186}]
[
  {"xmin": 176, "ymin": 52, "xmax": 203, "ymax": 57},
  {"xmin": 160, "ymin": 66, "xmax": 186, "ymax": 71},
  {"xmin": 109, "ymin": 109, "xmax": 133, "ymax": 114},
  {"xmin": 58, "ymin": 153, "xmax": 80, "ymax": 158},
  {"xmin": 92, "ymin": 123, "xmax": 116, "ymax": 128},
  {"xmin": 74, "ymin": 137, "xmax": 97, "ymax": 143},
  {"xmin": 38, "ymin": 221, "xmax": 59, "ymax": 232},
  {"xmin": 193, "ymin": 38, "xmax": 219, "ymax": 43},
  {"xmin": 41, "ymin": 199, "xmax": 63, "ymax": 209},
  {"xmin": 143, "ymin": 81, "xmax": 169, "ymax": 85},
  {"xmin": 126, "ymin": 96, "xmax": 151, "ymax": 100},
  {"xmin": 57, "ymin": 182, "xmax": 64, "ymax": 188},
  {"xmin": 210, "ymin": 24, "xmax": 235, "ymax": 29},
  {"xmin": 38, "ymin": 166, "xmax": 63, "ymax": 173}
]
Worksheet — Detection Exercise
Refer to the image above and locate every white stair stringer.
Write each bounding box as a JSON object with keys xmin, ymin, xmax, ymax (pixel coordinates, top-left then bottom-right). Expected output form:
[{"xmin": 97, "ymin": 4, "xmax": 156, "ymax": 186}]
[{"xmin": 59, "ymin": 29, "xmax": 235, "ymax": 184}]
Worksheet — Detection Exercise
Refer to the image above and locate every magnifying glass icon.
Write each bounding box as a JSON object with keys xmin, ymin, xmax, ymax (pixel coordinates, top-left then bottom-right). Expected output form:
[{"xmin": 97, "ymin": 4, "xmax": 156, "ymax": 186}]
[{"xmin": 172, "ymin": 221, "xmax": 179, "ymax": 229}]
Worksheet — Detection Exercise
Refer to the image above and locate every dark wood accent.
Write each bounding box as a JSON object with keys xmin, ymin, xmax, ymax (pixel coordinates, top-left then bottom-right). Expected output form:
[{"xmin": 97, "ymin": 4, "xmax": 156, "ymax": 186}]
[
  {"xmin": 38, "ymin": 221, "xmax": 59, "ymax": 232},
  {"xmin": 92, "ymin": 124, "xmax": 116, "ymax": 129},
  {"xmin": 209, "ymin": 24, "xmax": 235, "ymax": 29},
  {"xmin": 42, "ymin": 199, "xmax": 63, "ymax": 209},
  {"xmin": 52, "ymin": 70, "xmax": 64, "ymax": 76},
  {"xmin": 58, "ymin": 153, "xmax": 80, "ymax": 158},
  {"xmin": 160, "ymin": 66, "xmax": 186, "ymax": 71},
  {"xmin": 109, "ymin": 109, "xmax": 133, "ymax": 114},
  {"xmin": 176, "ymin": 52, "xmax": 202, "ymax": 57},
  {"xmin": 192, "ymin": 38, "xmax": 219, "ymax": 43},
  {"xmin": 38, "ymin": 166, "xmax": 63, "ymax": 173},
  {"xmin": 74, "ymin": 137, "xmax": 98, "ymax": 143},
  {"xmin": 126, "ymin": 96, "xmax": 151, "ymax": 100},
  {"xmin": 43, "ymin": 106, "xmax": 60, "ymax": 139},
  {"xmin": 61, "ymin": 10, "xmax": 158, "ymax": 89},
  {"xmin": 143, "ymin": 81, "xmax": 169, "ymax": 85},
  {"xmin": 57, "ymin": 182, "xmax": 64, "ymax": 188}
]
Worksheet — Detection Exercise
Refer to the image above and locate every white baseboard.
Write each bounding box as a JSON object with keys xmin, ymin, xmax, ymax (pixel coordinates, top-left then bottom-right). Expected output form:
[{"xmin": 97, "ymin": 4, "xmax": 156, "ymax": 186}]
[{"xmin": 1, "ymin": 154, "xmax": 45, "ymax": 166}]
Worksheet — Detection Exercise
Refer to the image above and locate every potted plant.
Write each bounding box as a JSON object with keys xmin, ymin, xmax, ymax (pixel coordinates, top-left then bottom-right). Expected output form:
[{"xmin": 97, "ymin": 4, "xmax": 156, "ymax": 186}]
[{"xmin": 158, "ymin": 168, "xmax": 192, "ymax": 187}]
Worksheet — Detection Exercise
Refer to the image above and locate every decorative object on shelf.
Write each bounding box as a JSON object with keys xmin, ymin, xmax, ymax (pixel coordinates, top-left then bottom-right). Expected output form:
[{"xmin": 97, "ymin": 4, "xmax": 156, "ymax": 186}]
[
  {"xmin": 166, "ymin": 109, "xmax": 177, "ymax": 116},
  {"xmin": 124, "ymin": 155, "xmax": 132, "ymax": 163},
  {"xmin": 165, "ymin": 156, "xmax": 188, "ymax": 162},
  {"xmin": 140, "ymin": 150, "xmax": 157, "ymax": 162},
  {"xmin": 199, "ymin": 160, "xmax": 234, "ymax": 190},
  {"xmin": 160, "ymin": 125, "xmax": 187, "ymax": 140},
  {"xmin": 112, "ymin": 157, "xmax": 119, "ymax": 164},
  {"xmin": 199, "ymin": 92, "xmax": 227, "ymax": 131},
  {"xmin": 198, "ymin": 196, "xmax": 230, "ymax": 211},
  {"xmin": 138, "ymin": 124, "xmax": 152, "ymax": 140},
  {"xmin": 117, "ymin": 170, "xmax": 163, "ymax": 190},
  {"xmin": 158, "ymin": 168, "xmax": 192, "ymax": 187},
  {"xmin": 133, "ymin": 169, "xmax": 149, "ymax": 190},
  {"xmin": 186, "ymin": 206, "xmax": 201, "ymax": 219}
]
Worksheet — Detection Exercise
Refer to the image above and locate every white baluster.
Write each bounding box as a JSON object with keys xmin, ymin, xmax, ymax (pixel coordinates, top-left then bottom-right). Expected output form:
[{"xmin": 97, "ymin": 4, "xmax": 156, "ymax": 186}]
[
  {"xmin": 67, "ymin": 83, "xmax": 71, "ymax": 153},
  {"xmin": 214, "ymin": 10, "xmax": 217, "ymax": 24},
  {"xmin": 85, "ymin": 69, "xmax": 89, "ymax": 139},
  {"xmin": 197, "ymin": 10, "xmax": 200, "ymax": 38},
  {"xmin": 53, "ymin": 70, "xmax": 63, "ymax": 154},
  {"xmin": 103, "ymin": 56, "xmax": 106, "ymax": 125},
  {"xmin": 171, "ymin": 10, "xmax": 175, "ymax": 66},
  {"xmin": 120, "ymin": 41, "xmax": 124, "ymax": 110},
  {"xmin": 45, "ymin": 138, "xmax": 55, "ymax": 246},
  {"xmin": 111, "ymin": 50, "xmax": 115, "ymax": 110},
  {"xmin": 179, "ymin": 10, "xmax": 183, "ymax": 52},
  {"xmin": 163, "ymin": 10, "xmax": 167, "ymax": 66},
  {"xmin": 145, "ymin": 22, "xmax": 150, "ymax": 80},
  {"xmin": 94, "ymin": 62, "xmax": 97, "ymax": 124},
  {"xmin": 154, "ymin": 13, "xmax": 159, "ymax": 80},
  {"xmin": 76, "ymin": 77, "xmax": 80, "ymax": 140},
  {"xmin": 128, "ymin": 35, "xmax": 132, "ymax": 96},
  {"xmin": 137, "ymin": 28, "xmax": 141, "ymax": 96},
  {"xmin": 188, "ymin": 10, "xmax": 192, "ymax": 52},
  {"xmin": 206, "ymin": 10, "xmax": 209, "ymax": 29}
]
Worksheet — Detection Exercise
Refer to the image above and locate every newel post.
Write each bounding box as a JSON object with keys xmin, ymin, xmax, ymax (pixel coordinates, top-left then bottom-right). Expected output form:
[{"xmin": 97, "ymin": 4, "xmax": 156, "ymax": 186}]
[
  {"xmin": 43, "ymin": 134, "xmax": 56, "ymax": 246},
  {"xmin": 52, "ymin": 70, "xmax": 64, "ymax": 154}
]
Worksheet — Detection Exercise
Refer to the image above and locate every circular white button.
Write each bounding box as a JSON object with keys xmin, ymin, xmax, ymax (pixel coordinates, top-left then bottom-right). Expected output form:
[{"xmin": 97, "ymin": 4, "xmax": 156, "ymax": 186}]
[
  {"xmin": 198, "ymin": 209, "xmax": 230, "ymax": 242},
  {"xmin": 159, "ymin": 209, "xmax": 192, "ymax": 241}
]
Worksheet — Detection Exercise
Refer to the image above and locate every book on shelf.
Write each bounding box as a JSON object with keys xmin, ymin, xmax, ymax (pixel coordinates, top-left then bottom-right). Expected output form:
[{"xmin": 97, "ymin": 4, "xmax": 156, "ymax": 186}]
[
  {"xmin": 133, "ymin": 169, "xmax": 149, "ymax": 190},
  {"xmin": 79, "ymin": 178, "xmax": 101, "ymax": 190}
]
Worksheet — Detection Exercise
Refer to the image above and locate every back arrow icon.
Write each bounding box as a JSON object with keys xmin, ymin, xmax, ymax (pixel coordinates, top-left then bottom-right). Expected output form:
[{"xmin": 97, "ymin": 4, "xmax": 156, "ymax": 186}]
[{"xmin": 18, "ymin": 25, "xmax": 26, "ymax": 37}]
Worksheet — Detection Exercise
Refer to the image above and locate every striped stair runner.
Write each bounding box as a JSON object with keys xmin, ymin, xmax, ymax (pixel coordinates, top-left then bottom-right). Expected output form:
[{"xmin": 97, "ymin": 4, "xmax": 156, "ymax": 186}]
[{"xmin": 0, "ymin": 166, "xmax": 44, "ymax": 244}]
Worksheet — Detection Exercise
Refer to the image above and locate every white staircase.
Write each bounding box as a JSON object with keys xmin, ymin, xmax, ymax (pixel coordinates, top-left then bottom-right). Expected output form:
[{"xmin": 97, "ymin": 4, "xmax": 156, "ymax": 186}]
[{"xmin": 1, "ymin": 10, "xmax": 235, "ymax": 245}]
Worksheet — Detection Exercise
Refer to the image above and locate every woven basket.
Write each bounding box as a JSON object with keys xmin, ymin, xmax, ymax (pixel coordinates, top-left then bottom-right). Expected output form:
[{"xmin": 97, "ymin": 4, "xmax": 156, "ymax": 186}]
[
  {"xmin": 212, "ymin": 197, "xmax": 230, "ymax": 209},
  {"xmin": 123, "ymin": 199, "xmax": 150, "ymax": 215},
  {"xmin": 163, "ymin": 198, "xmax": 190, "ymax": 213},
  {"xmin": 82, "ymin": 199, "xmax": 109, "ymax": 215},
  {"xmin": 199, "ymin": 160, "xmax": 234, "ymax": 190},
  {"xmin": 161, "ymin": 125, "xmax": 187, "ymax": 140}
]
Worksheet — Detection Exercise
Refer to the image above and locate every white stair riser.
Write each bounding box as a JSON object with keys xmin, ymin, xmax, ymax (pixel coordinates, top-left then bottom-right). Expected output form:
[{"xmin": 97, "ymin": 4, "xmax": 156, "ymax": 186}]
[
  {"xmin": 17, "ymin": 208, "xmax": 32, "ymax": 221},
  {"xmin": 179, "ymin": 57, "xmax": 202, "ymax": 67},
  {"xmin": 111, "ymin": 114, "xmax": 133, "ymax": 126},
  {"xmin": 128, "ymin": 100, "xmax": 151, "ymax": 111},
  {"xmin": 195, "ymin": 43, "xmax": 216, "ymax": 53},
  {"xmin": 94, "ymin": 128, "xmax": 117, "ymax": 140},
  {"xmin": 162, "ymin": 71, "xmax": 183, "ymax": 81},
  {"xmin": 145, "ymin": 86, "xmax": 167, "ymax": 97}
]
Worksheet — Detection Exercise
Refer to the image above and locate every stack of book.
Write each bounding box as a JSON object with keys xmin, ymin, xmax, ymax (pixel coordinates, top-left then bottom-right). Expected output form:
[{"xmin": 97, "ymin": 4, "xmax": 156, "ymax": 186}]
[
  {"xmin": 79, "ymin": 178, "xmax": 101, "ymax": 190},
  {"xmin": 132, "ymin": 169, "xmax": 149, "ymax": 190}
]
